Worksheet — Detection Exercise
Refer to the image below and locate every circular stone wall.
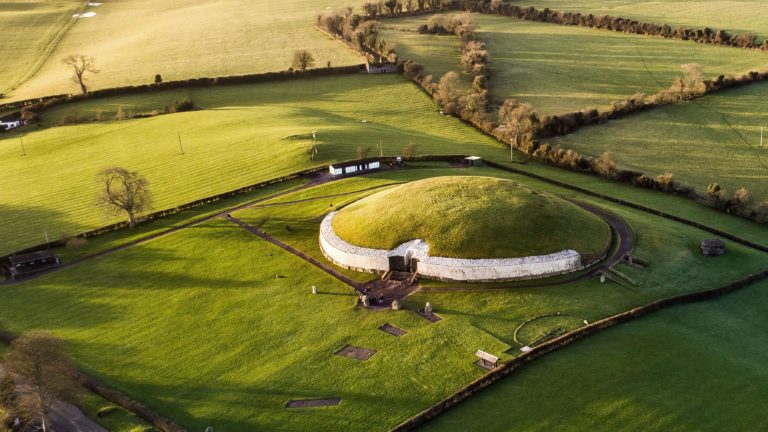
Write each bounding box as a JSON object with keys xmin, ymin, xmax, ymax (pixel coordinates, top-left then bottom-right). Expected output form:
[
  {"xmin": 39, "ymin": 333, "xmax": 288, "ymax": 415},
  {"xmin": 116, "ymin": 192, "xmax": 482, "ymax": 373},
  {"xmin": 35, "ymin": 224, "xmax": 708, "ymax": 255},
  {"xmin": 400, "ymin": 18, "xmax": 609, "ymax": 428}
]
[{"xmin": 319, "ymin": 176, "xmax": 612, "ymax": 282}]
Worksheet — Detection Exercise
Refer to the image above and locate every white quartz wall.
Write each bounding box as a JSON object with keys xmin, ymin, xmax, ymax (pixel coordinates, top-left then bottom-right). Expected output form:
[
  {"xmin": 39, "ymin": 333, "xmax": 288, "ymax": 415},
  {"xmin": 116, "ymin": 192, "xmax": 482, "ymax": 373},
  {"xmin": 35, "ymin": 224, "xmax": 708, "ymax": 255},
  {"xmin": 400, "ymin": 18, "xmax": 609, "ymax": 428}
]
[{"xmin": 319, "ymin": 212, "xmax": 583, "ymax": 281}]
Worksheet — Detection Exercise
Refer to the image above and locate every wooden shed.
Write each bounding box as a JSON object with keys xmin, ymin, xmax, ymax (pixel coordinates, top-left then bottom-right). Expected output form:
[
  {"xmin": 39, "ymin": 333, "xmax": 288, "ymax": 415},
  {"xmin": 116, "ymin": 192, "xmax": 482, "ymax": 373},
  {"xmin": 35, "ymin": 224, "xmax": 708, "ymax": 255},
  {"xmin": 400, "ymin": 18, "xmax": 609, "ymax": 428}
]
[
  {"xmin": 329, "ymin": 158, "xmax": 381, "ymax": 176},
  {"xmin": 6, "ymin": 251, "xmax": 60, "ymax": 279}
]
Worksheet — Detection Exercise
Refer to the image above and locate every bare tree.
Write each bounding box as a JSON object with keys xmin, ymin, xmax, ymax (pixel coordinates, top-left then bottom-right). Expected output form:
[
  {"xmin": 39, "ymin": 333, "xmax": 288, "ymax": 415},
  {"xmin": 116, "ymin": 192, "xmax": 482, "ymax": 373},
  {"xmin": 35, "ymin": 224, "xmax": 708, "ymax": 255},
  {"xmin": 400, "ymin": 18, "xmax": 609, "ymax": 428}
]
[
  {"xmin": 96, "ymin": 167, "xmax": 152, "ymax": 228},
  {"xmin": 292, "ymin": 50, "xmax": 315, "ymax": 71},
  {"xmin": 403, "ymin": 142, "xmax": 418, "ymax": 158},
  {"xmin": 3, "ymin": 332, "xmax": 78, "ymax": 432},
  {"xmin": 61, "ymin": 54, "xmax": 99, "ymax": 94},
  {"xmin": 356, "ymin": 146, "xmax": 371, "ymax": 159}
]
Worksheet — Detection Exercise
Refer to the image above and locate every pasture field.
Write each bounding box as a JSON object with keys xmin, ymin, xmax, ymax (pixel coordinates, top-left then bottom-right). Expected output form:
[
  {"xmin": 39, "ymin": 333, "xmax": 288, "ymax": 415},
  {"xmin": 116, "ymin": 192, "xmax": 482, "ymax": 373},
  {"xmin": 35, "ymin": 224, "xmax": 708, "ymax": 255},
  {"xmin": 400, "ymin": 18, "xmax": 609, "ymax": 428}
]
[
  {"xmin": 6, "ymin": 0, "xmax": 363, "ymax": 101},
  {"xmin": 2, "ymin": 167, "xmax": 766, "ymax": 430},
  {"xmin": 548, "ymin": 80, "xmax": 768, "ymax": 204},
  {"xmin": 380, "ymin": 14, "xmax": 768, "ymax": 114},
  {"xmin": 421, "ymin": 277, "xmax": 768, "ymax": 432},
  {"xmin": 511, "ymin": 0, "xmax": 768, "ymax": 40},
  {"xmin": 0, "ymin": 74, "xmax": 511, "ymax": 256},
  {"xmin": 0, "ymin": 0, "xmax": 84, "ymax": 95}
]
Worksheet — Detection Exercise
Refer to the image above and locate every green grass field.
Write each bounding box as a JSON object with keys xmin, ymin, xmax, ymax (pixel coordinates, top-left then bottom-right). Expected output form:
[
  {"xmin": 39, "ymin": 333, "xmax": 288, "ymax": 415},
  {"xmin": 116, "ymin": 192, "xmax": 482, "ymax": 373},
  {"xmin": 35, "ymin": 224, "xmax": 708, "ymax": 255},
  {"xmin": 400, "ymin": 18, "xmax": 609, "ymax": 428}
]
[
  {"xmin": 548, "ymin": 80, "xmax": 768, "ymax": 204},
  {"xmin": 381, "ymin": 14, "xmax": 768, "ymax": 114},
  {"xmin": 0, "ymin": 74, "xmax": 511, "ymax": 256},
  {"xmin": 5, "ymin": 0, "xmax": 363, "ymax": 101},
  {"xmin": 2, "ymin": 166, "xmax": 766, "ymax": 430},
  {"xmin": 0, "ymin": 0, "xmax": 84, "ymax": 95},
  {"xmin": 421, "ymin": 277, "xmax": 768, "ymax": 431},
  {"xmin": 332, "ymin": 176, "xmax": 611, "ymax": 259},
  {"xmin": 511, "ymin": 0, "xmax": 768, "ymax": 39}
]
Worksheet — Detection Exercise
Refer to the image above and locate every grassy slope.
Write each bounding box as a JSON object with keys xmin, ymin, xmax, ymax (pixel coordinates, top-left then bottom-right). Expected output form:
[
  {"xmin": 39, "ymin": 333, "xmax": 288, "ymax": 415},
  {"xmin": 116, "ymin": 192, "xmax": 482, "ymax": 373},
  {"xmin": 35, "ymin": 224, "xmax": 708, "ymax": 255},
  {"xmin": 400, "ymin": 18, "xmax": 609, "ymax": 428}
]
[
  {"xmin": 332, "ymin": 176, "xmax": 611, "ymax": 258},
  {"xmin": 511, "ymin": 0, "xmax": 768, "ymax": 39},
  {"xmin": 2, "ymin": 167, "xmax": 765, "ymax": 431},
  {"xmin": 6, "ymin": 0, "xmax": 363, "ymax": 101},
  {"xmin": 380, "ymin": 14, "xmax": 768, "ymax": 114},
  {"xmin": 0, "ymin": 74, "xmax": 510, "ymax": 255},
  {"xmin": 420, "ymin": 278, "xmax": 768, "ymax": 432},
  {"xmin": 0, "ymin": 217, "xmax": 508, "ymax": 432},
  {"xmin": 0, "ymin": 0, "xmax": 83, "ymax": 95},
  {"xmin": 548, "ymin": 80, "xmax": 768, "ymax": 203}
]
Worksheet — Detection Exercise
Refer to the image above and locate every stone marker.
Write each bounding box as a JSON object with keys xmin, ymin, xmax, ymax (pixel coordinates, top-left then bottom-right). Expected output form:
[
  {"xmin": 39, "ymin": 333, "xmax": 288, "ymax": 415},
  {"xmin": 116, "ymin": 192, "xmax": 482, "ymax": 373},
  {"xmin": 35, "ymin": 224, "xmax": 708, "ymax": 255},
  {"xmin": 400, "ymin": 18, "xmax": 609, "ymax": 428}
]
[
  {"xmin": 391, "ymin": 299, "xmax": 401, "ymax": 310},
  {"xmin": 312, "ymin": 285, "xmax": 318, "ymax": 294},
  {"xmin": 425, "ymin": 302, "xmax": 433, "ymax": 314}
]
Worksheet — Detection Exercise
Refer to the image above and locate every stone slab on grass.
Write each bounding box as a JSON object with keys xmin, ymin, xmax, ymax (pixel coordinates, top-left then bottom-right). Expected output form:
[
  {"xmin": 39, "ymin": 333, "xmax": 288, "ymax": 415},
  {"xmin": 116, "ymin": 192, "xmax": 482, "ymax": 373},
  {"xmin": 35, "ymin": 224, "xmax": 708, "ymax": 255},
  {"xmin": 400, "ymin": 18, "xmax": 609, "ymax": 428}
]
[
  {"xmin": 378, "ymin": 323, "xmax": 407, "ymax": 336},
  {"xmin": 285, "ymin": 398, "xmax": 342, "ymax": 409},
  {"xmin": 335, "ymin": 344, "xmax": 377, "ymax": 361}
]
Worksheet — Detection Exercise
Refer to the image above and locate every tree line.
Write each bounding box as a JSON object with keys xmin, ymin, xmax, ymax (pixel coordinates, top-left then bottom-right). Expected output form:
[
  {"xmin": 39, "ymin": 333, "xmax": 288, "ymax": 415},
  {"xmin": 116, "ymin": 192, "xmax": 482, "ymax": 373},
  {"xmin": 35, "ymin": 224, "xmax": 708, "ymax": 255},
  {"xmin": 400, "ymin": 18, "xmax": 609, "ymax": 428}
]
[{"xmin": 348, "ymin": 0, "xmax": 768, "ymax": 51}]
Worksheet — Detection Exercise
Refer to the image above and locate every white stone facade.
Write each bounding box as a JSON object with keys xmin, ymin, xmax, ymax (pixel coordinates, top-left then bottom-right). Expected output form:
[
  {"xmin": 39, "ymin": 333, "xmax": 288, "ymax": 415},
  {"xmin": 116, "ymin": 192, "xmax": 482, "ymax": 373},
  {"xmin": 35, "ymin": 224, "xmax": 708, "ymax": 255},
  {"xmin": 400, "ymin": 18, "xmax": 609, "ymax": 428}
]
[{"xmin": 319, "ymin": 212, "xmax": 584, "ymax": 282}]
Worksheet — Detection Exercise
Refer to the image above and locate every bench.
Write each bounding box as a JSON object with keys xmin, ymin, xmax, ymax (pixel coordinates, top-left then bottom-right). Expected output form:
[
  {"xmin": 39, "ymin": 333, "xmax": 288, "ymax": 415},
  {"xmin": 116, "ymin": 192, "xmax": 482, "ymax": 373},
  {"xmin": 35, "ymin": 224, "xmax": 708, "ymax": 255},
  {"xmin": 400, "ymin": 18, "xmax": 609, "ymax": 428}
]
[{"xmin": 474, "ymin": 350, "xmax": 499, "ymax": 370}]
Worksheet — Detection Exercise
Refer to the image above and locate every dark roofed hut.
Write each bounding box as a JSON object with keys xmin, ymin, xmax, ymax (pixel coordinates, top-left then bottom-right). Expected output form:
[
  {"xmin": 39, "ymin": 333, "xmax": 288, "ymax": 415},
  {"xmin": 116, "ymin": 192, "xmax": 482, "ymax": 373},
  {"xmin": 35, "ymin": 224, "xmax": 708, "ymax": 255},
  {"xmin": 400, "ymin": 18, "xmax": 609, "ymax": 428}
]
[
  {"xmin": 701, "ymin": 239, "xmax": 726, "ymax": 257},
  {"xmin": 6, "ymin": 251, "xmax": 60, "ymax": 279}
]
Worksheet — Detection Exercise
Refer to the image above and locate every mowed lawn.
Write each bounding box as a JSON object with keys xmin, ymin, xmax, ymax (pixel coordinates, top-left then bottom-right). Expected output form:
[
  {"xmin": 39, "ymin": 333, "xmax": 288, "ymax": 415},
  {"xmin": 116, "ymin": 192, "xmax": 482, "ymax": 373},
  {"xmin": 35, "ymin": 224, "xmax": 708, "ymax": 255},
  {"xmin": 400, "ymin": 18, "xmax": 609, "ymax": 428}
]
[
  {"xmin": 549, "ymin": 80, "xmax": 768, "ymax": 204},
  {"xmin": 3, "ymin": 168, "xmax": 767, "ymax": 430},
  {"xmin": 420, "ymin": 278, "xmax": 768, "ymax": 432},
  {"xmin": 511, "ymin": 0, "xmax": 768, "ymax": 40},
  {"xmin": 0, "ymin": 0, "xmax": 84, "ymax": 95},
  {"xmin": 0, "ymin": 217, "xmax": 509, "ymax": 432},
  {"xmin": 6, "ymin": 0, "xmax": 363, "ymax": 101},
  {"xmin": 0, "ymin": 74, "xmax": 509, "ymax": 255},
  {"xmin": 381, "ymin": 14, "xmax": 768, "ymax": 114}
]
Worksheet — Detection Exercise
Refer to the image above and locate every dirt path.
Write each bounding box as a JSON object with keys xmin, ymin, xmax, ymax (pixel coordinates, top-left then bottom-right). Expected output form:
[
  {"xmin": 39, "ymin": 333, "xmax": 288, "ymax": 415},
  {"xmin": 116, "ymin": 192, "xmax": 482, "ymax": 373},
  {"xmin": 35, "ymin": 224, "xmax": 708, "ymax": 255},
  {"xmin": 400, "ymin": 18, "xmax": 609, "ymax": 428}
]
[{"xmin": 224, "ymin": 215, "xmax": 365, "ymax": 290}]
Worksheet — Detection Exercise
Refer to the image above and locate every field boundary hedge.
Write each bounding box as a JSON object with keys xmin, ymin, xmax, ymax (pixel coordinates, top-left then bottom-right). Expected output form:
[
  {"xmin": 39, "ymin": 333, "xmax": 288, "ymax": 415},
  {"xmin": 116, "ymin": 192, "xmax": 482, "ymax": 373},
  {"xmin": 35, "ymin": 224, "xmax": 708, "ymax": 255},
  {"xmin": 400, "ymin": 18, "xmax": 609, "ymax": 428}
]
[
  {"xmin": 391, "ymin": 268, "xmax": 768, "ymax": 431},
  {"xmin": 483, "ymin": 160, "xmax": 768, "ymax": 252},
  {"xmin": 0, "ymin": 330, "xmax": 186, "ymax": 432},
  {"xmin": 2, "ymin": 165, "xmax": 328, "ymax": 260},
  {"xmin": 0, "ymin": 65, "xmax": 366, "ymax": 123}
]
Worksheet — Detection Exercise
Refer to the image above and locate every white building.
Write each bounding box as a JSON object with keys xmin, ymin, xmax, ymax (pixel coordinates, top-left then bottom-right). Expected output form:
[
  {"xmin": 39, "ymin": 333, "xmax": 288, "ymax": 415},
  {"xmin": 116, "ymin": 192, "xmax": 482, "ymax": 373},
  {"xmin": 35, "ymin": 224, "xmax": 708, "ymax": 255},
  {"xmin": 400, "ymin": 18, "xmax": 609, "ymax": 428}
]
[
  {"xmin": 329, "ymin": 158, "xmax": 381, "ymax": 176},
  {"xmin": 0, "ymin": 120, "xmax": 22, "ymax": 131}
]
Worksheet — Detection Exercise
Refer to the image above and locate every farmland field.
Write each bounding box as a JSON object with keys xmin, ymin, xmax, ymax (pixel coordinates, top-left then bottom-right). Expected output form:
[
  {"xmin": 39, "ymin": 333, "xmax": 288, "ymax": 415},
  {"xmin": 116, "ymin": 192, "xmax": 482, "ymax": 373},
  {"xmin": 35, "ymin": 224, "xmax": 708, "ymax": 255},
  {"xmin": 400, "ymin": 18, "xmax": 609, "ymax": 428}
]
[
  {"xmin": 0, "ymin": 74, "xmax": 510, "ymax": 256},
  {"xmin": 421, "ymin": 277, "xmax": 768, "ymax": 432},
  {"xmin": 0, "ymin": 0, "xmax": 84, "ymax": 95},
  {"xmin": 548, "ymin": 80, "xmax": 768, "ymax": 204},
  {"xmin": 2, "ymin": 167, "xmax": 766, "ymax": 430},
  {"xmin": 5, "ymin": 0, "xmax": 363, "ymax": 101},
  {"xmin": 380, "ymin": 14, "xmax": 768, "ymax": 114},
  {"xmin": 511, "ymin": 0, "xmax": 768, "ymax": 40}
]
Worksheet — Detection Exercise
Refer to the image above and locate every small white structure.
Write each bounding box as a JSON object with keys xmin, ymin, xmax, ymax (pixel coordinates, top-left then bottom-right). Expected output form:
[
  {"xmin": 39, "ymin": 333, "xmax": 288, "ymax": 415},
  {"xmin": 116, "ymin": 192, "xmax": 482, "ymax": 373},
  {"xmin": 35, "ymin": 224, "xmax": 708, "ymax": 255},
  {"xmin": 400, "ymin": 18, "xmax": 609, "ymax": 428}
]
[
  {"xmin": 0, "ymin": 120, "xmax": 22, "ymax": 131},
  {"xmin": 464, "ymin": 156, "xmax": 483, "ymax": 166},
  {"xmin": 319, "ymin": 211, "xmax": 584, "ymax": 282},
  {"xmin": 329, "ymin": 158, "xmax": 381, "ymax": 176}
]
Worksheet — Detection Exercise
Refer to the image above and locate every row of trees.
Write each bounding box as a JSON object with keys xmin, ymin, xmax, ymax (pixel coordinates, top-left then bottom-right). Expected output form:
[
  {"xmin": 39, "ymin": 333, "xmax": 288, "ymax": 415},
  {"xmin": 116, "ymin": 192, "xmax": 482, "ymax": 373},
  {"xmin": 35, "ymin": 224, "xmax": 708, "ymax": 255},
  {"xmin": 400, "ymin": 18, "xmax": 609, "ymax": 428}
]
[
  {"xmin": 487, "ymin": 3, "xmax": 767, "ymax": 50},
  {"xmin": 536, "ymin": 64, "xmax": 768, "ymax": 138}
]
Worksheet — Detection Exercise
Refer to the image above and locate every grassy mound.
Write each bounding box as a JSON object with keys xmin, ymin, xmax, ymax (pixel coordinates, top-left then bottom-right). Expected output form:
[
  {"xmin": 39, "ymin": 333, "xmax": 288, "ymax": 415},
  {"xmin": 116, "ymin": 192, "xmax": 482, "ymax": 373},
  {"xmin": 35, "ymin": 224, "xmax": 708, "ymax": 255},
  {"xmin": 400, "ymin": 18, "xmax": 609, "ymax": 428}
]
[{"xmin": 332, "ymin": 176, "xmax": 611, "ymax": 259}]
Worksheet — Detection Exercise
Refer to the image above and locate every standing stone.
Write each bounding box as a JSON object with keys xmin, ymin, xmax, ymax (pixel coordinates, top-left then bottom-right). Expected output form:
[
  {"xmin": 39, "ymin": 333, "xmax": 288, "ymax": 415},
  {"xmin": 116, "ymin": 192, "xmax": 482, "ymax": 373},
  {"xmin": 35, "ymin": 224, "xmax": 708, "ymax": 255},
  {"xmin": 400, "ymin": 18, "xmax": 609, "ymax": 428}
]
[
  {"xmin": 312, "ymin": 285, "xmax": 318, "ymax": 294},
  {"xmin": 362, "ymin": 295, "xmax": 371, "ymax": 307},
  {"xmin": 424, "ymin": 302, "xmax": 433, "ymax": 314},
  {"xmin": 391, "ymin": 299, "xmax": 401, "ymax": 310}
]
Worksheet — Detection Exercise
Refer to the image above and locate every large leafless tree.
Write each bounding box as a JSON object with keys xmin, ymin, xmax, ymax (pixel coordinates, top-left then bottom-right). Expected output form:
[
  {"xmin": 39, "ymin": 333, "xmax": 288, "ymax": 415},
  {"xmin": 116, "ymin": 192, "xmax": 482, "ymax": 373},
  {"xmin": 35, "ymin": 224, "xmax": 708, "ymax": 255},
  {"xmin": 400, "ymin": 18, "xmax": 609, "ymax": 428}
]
[
  {"xmin": 96, "ymin": 167, "xmax": 152, "ymax": 228},
  {"xmin": 61, "ymin": 54, "xmax": 99, "ymax": 94},
  {"xmin": 3, "ymin": 332, "xmax": 78, "ymax": 432}
]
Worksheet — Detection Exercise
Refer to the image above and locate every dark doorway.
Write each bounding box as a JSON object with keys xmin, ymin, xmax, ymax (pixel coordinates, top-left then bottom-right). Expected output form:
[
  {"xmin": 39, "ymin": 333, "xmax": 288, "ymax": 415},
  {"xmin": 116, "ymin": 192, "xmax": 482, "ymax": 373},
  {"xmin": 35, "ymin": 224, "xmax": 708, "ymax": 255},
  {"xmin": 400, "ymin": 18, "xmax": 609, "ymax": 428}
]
[{"xmin": 388, "ymin": 255, "xmax": 407, "ymax": 272}]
